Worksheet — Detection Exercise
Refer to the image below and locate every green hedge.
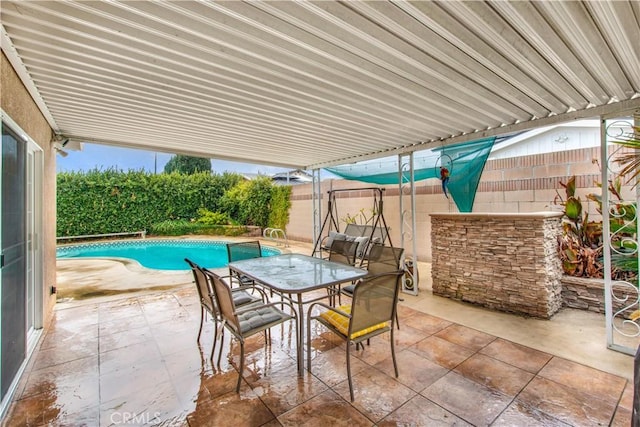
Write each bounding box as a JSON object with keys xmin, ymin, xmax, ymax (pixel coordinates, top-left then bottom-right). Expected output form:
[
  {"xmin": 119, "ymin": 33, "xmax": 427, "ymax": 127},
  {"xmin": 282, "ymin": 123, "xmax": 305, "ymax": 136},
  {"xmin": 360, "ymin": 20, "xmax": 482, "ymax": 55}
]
[
  {"xmin": 57, "ymin": 169, "xmax": 243, "ymax": 236},
  {"xmin": 56, "ymin": 169, "xmax": 292, "ymax": 237},
  {"xmin": 269, "ymin": 185, "xmax": 292, "ymax": 230},
  {"xmin": 148, "ymin": 220, "xmax": 248, "ymax": 236}
]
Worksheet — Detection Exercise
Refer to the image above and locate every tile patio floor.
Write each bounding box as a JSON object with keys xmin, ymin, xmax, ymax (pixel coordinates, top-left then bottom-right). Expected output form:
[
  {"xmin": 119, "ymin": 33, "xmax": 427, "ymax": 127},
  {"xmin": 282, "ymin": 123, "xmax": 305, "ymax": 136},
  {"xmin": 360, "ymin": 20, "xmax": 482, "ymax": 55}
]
[{"xmin": 3, "ymin": 281, "xmax": 636, "ymax": 426}]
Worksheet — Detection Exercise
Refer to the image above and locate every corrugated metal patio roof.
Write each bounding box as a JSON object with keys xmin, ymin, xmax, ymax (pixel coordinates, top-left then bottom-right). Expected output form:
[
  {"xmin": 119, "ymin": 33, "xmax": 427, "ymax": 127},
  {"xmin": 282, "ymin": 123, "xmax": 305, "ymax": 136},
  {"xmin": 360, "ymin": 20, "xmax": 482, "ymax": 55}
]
[{"xmin": 2, "ymin": 1, "xmax": 639, "ymax": 169}]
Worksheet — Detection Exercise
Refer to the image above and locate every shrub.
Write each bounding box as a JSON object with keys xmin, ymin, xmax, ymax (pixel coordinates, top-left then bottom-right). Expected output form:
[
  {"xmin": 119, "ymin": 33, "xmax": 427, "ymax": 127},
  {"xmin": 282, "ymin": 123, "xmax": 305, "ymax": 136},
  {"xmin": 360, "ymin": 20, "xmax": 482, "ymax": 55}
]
[
  {"xmin": 219, "ymin": 176, "xmax": 275, "ymax": 229},
  {"xmin": 149, "ymin": 219, "xmax": 198, "ymax": 236},
  {"xmin": 196, "ymin": 208, "xmax": 231, "ymax": 226},
  {"xmin": 268, "ymin": 185, "xmax": 292, "ymax": 230},
  {"xmin": 555, "ymin": 175, "xmax": 637, "ymax": 280}
]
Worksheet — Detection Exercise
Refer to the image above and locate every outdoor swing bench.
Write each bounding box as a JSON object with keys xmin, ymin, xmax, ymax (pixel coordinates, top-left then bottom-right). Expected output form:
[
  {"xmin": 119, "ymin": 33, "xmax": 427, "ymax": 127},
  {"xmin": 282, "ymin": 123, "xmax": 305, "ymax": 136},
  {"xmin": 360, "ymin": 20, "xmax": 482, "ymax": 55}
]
[{"xmin": 319, "ymin": 223, "xmax": 390, "ymax": 262}]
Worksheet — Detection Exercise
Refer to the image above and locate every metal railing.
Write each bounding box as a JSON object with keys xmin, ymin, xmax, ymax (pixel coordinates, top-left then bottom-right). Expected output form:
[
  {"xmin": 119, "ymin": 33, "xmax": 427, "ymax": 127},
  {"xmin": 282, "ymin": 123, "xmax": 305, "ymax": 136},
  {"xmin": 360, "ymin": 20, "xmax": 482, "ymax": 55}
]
[{"xmin": 263, "ymin": 228, "xmax": 289, "ymax": 247}]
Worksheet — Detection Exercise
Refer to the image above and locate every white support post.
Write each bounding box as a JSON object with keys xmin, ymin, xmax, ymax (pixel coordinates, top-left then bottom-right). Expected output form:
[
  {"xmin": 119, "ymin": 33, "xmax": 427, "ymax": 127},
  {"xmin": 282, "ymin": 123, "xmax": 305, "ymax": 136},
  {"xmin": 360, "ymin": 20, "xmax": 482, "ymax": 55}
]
[
  {"xmin": 602, "ymin": 113, "xmax": 640, "ymax": 355},
  {"xmin": 601, "ymin": 118, "xmax": 614, "ymax": 349},
  {"xmin": 398, "ymin": 153, "xmax": 418, "ymax": 295},
  {"xmin": 312, "ymin": 169, "xmax": 322, "ymax": 256}
]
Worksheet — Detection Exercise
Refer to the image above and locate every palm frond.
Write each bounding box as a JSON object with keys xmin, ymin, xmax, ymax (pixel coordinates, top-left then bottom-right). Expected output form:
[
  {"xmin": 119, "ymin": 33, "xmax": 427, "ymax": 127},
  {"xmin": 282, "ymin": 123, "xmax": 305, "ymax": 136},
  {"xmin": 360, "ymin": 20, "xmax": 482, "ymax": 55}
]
[{"xmin": 613, "ymin": 124, "xmax": 640, "ymax": 187}]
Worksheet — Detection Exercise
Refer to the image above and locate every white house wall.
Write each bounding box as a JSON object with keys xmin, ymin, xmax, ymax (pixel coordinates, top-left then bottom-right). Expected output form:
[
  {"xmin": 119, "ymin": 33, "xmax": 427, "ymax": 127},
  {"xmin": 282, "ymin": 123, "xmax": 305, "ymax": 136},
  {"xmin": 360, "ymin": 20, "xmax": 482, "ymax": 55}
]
[{"xmin": 489, "ymin": 120, "xmax": 601, "ymax": 160}]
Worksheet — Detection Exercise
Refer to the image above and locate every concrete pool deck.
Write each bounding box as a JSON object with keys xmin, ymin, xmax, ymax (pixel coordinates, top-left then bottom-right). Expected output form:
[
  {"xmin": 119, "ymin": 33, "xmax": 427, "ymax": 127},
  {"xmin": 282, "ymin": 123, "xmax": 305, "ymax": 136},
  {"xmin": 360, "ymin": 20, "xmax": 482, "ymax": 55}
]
[
  {"xmin": 55, "ymin": 237, "xmax": 636, "ymax": 382},
  {"xmin": 55, "ymin": 236, "xmax": 285, "ymax": 301},
  {"xmin": 56, "ymin": 258, "xmax": 192, "ymax": 301}
]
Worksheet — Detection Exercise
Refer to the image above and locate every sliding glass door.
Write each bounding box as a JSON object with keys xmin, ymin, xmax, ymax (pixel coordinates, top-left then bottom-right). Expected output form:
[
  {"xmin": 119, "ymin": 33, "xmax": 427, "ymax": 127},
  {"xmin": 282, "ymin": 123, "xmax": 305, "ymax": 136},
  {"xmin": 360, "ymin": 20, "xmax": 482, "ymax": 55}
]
[{"xmin": 1, "ymin": 124, "xmax": 27, "ymax": 400}]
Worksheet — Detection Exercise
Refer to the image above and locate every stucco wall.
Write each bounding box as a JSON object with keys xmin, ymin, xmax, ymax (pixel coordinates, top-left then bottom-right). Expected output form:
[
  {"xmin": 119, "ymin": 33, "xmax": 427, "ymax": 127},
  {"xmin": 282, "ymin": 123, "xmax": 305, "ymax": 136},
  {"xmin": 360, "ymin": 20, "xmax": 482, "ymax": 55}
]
[{"xmin": 2, "ymin": 52, "xmax": 57, "ymax": 324}]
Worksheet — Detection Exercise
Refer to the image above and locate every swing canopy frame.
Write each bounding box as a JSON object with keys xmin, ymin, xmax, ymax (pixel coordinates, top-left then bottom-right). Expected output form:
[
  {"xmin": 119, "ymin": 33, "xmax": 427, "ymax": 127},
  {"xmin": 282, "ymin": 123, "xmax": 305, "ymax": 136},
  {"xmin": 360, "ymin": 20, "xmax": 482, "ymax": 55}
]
[{"xmin": 312, "ymin": 188, "xmax": 393, "ymax": 265}]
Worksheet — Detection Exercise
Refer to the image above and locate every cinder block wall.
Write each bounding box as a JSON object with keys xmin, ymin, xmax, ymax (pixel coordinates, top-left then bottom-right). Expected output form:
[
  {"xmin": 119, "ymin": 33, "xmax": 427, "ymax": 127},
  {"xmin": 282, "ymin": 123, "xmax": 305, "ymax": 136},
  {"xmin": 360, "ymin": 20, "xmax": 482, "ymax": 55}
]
[{"xmin": 286, "ymin": 146, "xmax": 631, "ymax": 263}]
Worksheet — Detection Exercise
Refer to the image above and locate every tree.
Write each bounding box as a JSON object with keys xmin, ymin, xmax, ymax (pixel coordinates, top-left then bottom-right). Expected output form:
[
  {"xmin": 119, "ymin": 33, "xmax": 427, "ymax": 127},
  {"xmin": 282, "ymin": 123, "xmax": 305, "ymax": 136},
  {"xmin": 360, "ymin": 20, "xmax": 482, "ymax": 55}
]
[{"xmin": 164, "ymin": 154, "xmax": 211, "ymax": 174}]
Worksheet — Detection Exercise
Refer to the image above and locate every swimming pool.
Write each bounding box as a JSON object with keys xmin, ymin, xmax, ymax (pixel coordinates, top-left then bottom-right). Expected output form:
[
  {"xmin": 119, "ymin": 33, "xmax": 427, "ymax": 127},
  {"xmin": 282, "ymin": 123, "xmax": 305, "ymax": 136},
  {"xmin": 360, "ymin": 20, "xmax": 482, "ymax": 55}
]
[{"xmin": 56, "ymin": 239, "xmax": 280, "ymax": 271}]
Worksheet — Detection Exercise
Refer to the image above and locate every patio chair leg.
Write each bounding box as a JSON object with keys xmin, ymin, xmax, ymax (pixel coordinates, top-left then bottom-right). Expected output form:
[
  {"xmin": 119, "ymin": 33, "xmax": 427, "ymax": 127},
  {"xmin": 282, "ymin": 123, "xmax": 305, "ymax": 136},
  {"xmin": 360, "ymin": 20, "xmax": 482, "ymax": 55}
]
[
  {"xmin": 347, "ymin": 342, "xmax": 354, "ymax": 402},
  {"xmin": 197, "ymin": 306, "xmax": 205, "ymax": 342},
  {"xmin": 390, "ymin": 329, "xmax": 399, "ymax": 378},
  {"xmin": 216, "ymin": 325, "xmax": 225, "ymax": 366},
  {"xmin": 236, "ymin": 341, "xmax": 245, "ymax": 393},
  {"xmin": 306, "ymin": 314, "xmax": 312, "ymax": 372},
  {"xmin": 210, "ymin": 318, "xmax": 219, "ymax": 361}
]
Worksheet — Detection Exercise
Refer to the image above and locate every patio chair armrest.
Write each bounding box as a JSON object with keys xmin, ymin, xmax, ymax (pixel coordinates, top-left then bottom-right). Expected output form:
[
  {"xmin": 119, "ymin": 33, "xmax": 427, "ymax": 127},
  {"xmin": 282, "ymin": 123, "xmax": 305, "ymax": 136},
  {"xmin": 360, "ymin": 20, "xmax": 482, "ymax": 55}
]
[
  {"xmin": 206, "ymin": 271, "xmax": 267, "ymax": 298},
  {"xmin": 237, "ymin": 285, "xmax": 269, "ymax": 302},
  {"xmin": 307, "ymin": 301, "xmax": 352, "ymax": 319},
  {"xmin": 218, "ymin": 274, "xmax": 244, "ymax": 287}
]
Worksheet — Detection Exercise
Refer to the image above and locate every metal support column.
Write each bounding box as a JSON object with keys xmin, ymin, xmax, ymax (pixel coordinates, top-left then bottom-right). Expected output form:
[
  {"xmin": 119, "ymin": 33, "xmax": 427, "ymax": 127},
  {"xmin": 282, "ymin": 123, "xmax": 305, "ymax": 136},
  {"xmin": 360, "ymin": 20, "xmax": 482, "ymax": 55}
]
[
  {"xmin": 602, "ymin": 114, "xmax": 640, "ymax": 355},
  {"xmin": 312, "ymin": 169, "xmax": 322, "ymax": 257},
  {"xmin": 399, "ymin": 153, "xmax": 418, "ymax": 295}
]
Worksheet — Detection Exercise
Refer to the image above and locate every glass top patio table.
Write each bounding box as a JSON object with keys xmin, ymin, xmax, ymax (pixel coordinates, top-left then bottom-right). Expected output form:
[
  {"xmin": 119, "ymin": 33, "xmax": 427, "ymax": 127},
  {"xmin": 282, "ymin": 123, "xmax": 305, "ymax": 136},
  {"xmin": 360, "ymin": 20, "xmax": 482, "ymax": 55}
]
[
  {"xmin": 227, "ymin": 253, "xmax": 367, "ymax": 294},
  {"xmin": 228, "ymin": 253, "xmax": 367, "ymax": 375}
]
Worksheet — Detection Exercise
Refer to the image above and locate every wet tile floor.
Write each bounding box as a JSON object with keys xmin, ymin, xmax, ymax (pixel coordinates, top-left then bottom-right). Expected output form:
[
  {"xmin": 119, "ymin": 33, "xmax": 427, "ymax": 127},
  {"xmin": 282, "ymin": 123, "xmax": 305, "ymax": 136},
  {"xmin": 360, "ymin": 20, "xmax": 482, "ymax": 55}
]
[{"xmin": 3, "ymin": 285, "xmax": 635, "ymax": 426}]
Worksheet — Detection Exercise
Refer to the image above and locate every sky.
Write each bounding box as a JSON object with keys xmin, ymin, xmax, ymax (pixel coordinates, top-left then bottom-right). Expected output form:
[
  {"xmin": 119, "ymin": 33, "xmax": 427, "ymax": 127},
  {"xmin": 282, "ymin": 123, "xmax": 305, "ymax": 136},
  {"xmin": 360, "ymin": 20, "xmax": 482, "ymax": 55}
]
[{"xmin": 56, "ymin": 143, "xmax": 292, "ymax": 175}]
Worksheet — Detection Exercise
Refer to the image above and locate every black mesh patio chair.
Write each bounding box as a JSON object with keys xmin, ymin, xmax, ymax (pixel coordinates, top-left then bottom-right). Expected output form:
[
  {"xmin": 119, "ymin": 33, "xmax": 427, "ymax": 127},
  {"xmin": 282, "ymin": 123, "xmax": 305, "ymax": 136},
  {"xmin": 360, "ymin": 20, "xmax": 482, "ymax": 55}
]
[
  {"xmin": 364, "ymin": 245, "xmax": 405, "ymax": 276},
  {"xmin": 226, "ymin": 241, "xmax": 262, "ymax": 286},
  {"xmin": 341, "ymin": 245, "xmax": 404, "ymax": 328},
  {"xmin": 209, "ymin": 271, "xmax": 297, "ymax": 392},
  {"xmin": 328, "ymin": 238, "xmax": 357, "ymax": 266},
  {"xmin": 307, "ymin": 270, "xmax": 404, "ymax": 401},
  {"xmin": 327, "ymin": 239, "xmax": 358, "ymax": 305}
]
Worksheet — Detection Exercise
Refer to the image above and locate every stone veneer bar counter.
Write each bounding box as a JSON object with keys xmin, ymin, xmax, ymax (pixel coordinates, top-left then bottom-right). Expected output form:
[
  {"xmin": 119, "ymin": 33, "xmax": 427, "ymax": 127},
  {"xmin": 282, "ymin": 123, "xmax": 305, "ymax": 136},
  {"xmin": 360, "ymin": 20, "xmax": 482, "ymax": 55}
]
[{"xmin": 430, "ymin": 212, "xmax": 564, "ymax": 319}]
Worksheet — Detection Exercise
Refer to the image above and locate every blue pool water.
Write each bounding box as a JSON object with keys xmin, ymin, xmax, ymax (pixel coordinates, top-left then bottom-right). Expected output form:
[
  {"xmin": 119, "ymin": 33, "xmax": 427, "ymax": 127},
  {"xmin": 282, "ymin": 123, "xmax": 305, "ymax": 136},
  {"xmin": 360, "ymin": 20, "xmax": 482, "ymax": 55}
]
[{"xmin": 56, "ymin": 240, "xmax": 279, "ymax": 271}]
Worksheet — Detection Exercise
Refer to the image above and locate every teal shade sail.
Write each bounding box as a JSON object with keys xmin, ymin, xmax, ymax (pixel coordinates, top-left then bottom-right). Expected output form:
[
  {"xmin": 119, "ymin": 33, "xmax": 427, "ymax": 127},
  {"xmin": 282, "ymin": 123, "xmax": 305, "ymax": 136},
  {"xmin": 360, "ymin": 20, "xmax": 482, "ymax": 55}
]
[{"xmin": 325, "ymin": 137, "xmax": 496, "ymax": 212}]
